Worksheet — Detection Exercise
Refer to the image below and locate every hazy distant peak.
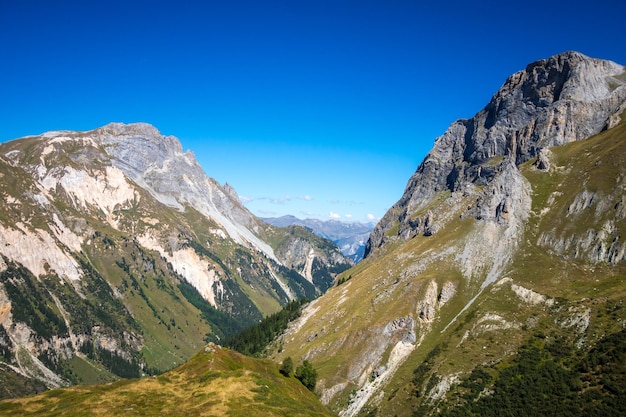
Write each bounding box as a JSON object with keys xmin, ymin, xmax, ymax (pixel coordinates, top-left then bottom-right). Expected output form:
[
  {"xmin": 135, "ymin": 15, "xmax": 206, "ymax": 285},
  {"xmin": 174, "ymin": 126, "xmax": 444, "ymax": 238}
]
[{"xmin": 263, "ymin": 215, "xmax": 374, "ymax": 262}]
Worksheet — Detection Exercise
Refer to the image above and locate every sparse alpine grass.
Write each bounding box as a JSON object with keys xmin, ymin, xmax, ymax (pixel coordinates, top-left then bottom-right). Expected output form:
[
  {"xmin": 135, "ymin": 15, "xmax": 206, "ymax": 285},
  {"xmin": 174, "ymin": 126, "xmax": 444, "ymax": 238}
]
[{"xmin": 0, "ymin": 345, "xmax": 336, "ymax": 417}]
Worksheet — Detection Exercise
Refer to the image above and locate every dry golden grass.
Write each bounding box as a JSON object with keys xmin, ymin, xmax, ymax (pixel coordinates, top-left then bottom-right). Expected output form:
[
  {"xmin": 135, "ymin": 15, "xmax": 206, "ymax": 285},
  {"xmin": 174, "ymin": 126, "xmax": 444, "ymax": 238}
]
[{"xmin": 0, "ymin": 346, "xmax": 336, "ymax": 417}]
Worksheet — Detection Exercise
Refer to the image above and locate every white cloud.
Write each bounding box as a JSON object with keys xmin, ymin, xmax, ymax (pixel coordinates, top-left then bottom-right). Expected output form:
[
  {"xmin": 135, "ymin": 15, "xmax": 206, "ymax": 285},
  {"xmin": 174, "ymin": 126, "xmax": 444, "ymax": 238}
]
[
  {"xmin": 299, "ymin": 195, "xmax": 313, "ymax": 201},
  {"xmin": 270, "ymin": 195, "xmax": 292, "ymax": 204},
  {"xmin": 329, "ymin": 211, "xmax": 340, "ymax": 219},
  {"xmin": 367, "ymin": 213, "xmax": 376, "ymax": 221},
  {"xmin": 239, "ymin": 195, "xmax": 254, "ymax": 203},
  {"xmin": 345, "ymin": 214, "xmax": 352, "ymax": 219}
]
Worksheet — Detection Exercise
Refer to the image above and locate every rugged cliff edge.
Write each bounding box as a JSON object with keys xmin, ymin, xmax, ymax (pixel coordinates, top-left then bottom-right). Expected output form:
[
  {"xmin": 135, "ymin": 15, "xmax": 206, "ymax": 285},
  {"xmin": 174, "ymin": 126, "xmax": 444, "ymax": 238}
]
[
  {"xmin": 367, "ymin": 51, "xmax": 626, "ymax": 257},
  {"xmin": 273, "ymin": 52, "xmax": 626, "ymax": 417}
]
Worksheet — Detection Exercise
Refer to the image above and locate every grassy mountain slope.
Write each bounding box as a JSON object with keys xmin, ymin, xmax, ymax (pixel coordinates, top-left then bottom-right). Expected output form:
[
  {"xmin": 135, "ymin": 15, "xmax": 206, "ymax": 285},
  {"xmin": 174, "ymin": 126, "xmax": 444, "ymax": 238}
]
[
  {"xmin": 0, "ymin": 125, "xmax": 348, "ymax": 396},
  {"xmin": 270, "ymin": 120, "xmax": 626, "ymax": 416},
  {"xmin": 0, "ymin": 344, "xmax": 336, "ymax": 417}
]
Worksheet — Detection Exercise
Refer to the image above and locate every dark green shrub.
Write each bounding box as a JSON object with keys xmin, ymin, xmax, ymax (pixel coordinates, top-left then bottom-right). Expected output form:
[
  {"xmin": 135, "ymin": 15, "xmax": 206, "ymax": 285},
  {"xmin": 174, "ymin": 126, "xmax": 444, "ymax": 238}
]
[{"xmin": 295, "ymin": 360, "xmax": 317, "ymax": 391}]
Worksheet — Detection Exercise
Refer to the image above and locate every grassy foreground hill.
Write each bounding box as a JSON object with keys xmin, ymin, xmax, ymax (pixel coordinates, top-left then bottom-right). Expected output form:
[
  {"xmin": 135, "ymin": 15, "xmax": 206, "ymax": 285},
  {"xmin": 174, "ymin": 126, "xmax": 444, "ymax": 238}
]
[{"xmin": 0, "ymin": 343, "xmax": 336, "ymax": 417}]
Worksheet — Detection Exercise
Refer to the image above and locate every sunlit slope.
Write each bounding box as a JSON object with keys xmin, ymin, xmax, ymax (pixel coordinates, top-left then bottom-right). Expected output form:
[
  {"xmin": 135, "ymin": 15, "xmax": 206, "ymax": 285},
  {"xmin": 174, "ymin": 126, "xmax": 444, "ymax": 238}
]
[
  {"xmin": 0, "ymin": 123, "xmax": 349, "ymax": 394},
  {"xmin": 0, "ymin": 344, "xmax": 337, "ymax": 417},
  {"xmin": 271, "ymin": 121, "xmax": 626, "ymax": 416}
]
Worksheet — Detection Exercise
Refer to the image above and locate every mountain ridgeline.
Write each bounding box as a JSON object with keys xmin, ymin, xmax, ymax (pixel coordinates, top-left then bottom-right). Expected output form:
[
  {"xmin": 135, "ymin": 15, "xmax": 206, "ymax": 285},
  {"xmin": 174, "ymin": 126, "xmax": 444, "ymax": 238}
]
[
  {"xmin": 0, "ymin": 123, "xmax": 351, "ymax": 395},
  {"xmin": 263, "ymin": 216, "xmax": 374, "ymax": 263},
  {"xmin": 0, "ymin": 344, "xmax": 336, "ymax": 417},
  {"xmin": 2, "ymin": 50, "xmax": 626, "ymax": 417},
  {"xmin": 271, "ymin": 51, "xmax": 626, "ymax": 416}
]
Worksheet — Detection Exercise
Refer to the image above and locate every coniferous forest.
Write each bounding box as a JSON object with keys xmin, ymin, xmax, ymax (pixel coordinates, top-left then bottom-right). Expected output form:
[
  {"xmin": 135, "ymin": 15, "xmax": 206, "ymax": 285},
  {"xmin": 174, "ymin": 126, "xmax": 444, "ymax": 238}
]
[{"xmin": 223, "ymin": 299, "xmax": 310, "ymax": 356}]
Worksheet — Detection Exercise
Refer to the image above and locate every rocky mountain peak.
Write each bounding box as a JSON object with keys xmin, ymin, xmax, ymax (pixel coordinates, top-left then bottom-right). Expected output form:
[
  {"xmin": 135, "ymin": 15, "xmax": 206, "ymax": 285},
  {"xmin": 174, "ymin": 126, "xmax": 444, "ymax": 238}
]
[
  {"xmin": 96, "ymin": 122, "xmax": 187, "ymax": 170},
  {"xmin": 275, "ymin": 53, "xmax": 626, "ymax": 417},
  {"xmin": 223, "ymin": 182, "xmax": 241, "ymax": 202},
  {"xmin": 366, "ymin": 51, "xmax": 626, "ymax": 256},
  {"xmin": 87, "ymin": 123, "xmax": 278, "ymax": 259},
  {"xmin": 521, "ymin": 51, "xmax": 624, "ymax": 104},
  {"xmin": 97, "ymin": 121, "xmax": 167, "ymax": 139},
  {"xmin": 0, "ymin": 121, "xmax": 352, "ymax": 391}
]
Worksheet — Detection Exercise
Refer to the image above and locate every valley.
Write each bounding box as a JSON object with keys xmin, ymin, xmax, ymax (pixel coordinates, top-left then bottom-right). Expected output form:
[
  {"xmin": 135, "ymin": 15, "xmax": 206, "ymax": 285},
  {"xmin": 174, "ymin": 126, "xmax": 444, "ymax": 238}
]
[{"xmin": 1, "ymin": 51, "xmax": 626, "ymax": 417}]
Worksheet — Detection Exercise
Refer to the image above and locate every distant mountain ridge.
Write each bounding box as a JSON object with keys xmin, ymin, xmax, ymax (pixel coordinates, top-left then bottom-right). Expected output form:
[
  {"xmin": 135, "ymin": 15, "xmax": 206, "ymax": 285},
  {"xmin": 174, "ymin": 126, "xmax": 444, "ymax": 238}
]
[{"xmin": 262, "ymin": 215, "xmax": 374, "ymax": 262}]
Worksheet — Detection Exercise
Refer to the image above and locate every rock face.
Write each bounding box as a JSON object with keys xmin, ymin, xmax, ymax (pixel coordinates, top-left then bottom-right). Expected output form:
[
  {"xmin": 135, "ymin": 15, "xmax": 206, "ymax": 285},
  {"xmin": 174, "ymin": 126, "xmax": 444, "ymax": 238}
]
[
  {"xmin": 273, "ymin": 52, "xmax": 626, "ymax": 417},
  {"xmin": 366, "ymin": 51, "xmax": 626, "ymax": 256},
  {"xmin": 270, "ymin": 225, "xmax": 353, "ymax": 292},
  {"xmin": 263, "ymin": 216, "xmax": 373, "ymax": 262},
  {"xmin": 95, "ymin": 123, "xmax": 276, "ymax": 259},
  {"xmin": 0, "ymin": 123, "xmax": 351, "ymax": 396}
]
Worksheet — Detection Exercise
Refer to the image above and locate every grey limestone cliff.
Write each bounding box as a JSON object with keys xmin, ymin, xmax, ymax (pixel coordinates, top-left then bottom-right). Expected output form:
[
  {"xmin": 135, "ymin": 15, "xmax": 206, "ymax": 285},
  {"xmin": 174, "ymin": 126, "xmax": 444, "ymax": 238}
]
[
  {"xmin": 366, "ymin": 51, "xmax": 626, "ymax": 257},
  {"xmin": 95, "ymin": 122, "xmax": 275, "ymax": 258}
]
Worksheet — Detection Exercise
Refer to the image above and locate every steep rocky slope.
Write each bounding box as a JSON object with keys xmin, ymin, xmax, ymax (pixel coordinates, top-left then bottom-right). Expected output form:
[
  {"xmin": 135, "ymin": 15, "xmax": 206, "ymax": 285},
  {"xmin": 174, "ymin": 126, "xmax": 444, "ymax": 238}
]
[
  {"xmin": 367, "ymin": 51, "xmax": 626, "ymax": 257},
  {"xmin": 271, "ymin": 51, "xmax": 626, "ymax": 416},
  {"xmin": 264, "ymin": 224, "xmax": 354, "ymax": 292},
  {"xmin": 263, "ymin": 216, "xmax": 373, "ymax": 263},
  {"xmin": 0, "ymin": 123, "xmax": 350, "ymax": 396}
]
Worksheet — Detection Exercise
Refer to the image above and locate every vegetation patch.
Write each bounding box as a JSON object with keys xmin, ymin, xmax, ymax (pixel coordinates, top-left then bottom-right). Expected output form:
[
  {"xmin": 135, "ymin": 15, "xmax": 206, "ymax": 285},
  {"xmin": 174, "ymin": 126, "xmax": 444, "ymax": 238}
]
[
  {"xmin": 0, "ymin": 346, "xmax": 335, "ymax": 417},
  {"xmin": 427, "ymin": 329, "xmax": 626, "ymax": 417},
  {"xmin": 224, "ymin": 299, "xmax": 310, "ymax": 356}
]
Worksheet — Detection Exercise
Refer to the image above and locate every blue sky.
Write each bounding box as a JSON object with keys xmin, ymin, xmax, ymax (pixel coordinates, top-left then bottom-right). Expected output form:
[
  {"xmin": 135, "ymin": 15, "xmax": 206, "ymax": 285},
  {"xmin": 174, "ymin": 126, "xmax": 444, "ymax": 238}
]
[{"xmin": 2, "ymin": 1, "xmax": 625, "ymax": 223}]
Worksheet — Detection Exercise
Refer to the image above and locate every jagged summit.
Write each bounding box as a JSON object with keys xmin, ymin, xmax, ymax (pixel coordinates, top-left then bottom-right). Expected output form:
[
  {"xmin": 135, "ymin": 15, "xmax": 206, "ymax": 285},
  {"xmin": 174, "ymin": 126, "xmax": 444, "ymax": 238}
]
[
  {"xmin": 366, "ymin": 51, "xmax": 626, "ymax": 256},
  {"xmin": 515, "ymin": 51, "xmax": 624, "ymax": 106},
  {"xmin": 33, "ymin": 122, "xmax": 277, "ymax": 260}
]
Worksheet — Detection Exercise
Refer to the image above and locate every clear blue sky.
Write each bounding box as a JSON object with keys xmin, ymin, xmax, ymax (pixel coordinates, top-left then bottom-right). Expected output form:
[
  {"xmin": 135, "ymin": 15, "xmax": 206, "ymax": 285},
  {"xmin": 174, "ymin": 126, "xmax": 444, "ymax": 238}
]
[{"xmin": 2, "ymin": 1, "xmax": 625, "ymax": 223}]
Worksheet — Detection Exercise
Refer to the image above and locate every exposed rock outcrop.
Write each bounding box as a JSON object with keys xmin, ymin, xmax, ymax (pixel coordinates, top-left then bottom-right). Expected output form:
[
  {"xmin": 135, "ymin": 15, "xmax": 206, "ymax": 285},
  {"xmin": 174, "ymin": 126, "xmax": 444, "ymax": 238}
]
[
  {"xmin": 366, "ymin": 51, "xmax": 626, "ymax": 257},
  {"xmin": 534, "ymin": 147, "xmax": 553, "ymax": 171},
  {"xmin": 96, "ymin": 123, "xmax": 277, "ymax": 259}
]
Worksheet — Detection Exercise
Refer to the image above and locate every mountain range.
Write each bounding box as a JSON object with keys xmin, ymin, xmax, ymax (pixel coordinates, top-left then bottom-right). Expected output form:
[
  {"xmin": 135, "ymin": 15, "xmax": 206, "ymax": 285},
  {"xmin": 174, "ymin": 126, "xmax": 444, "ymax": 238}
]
[
  {"xmin": 0, "ymin": 122, "xmax": 351, "ymax": 395},
  {"xmin": 1, "ymin": 51, "xmax": 626, "ymax": 417},
  {"xmin": 262, "ymin": 216, "xmax": 374, "ymax": 262}
]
